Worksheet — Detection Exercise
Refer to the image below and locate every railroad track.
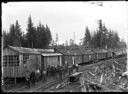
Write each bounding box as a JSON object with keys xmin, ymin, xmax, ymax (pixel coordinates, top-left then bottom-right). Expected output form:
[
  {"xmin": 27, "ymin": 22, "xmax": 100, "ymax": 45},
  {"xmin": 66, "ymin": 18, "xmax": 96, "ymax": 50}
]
[
  {"xmin": 79, "ymin": 56, "xmax": 126, "ymax": 72},
  {"xmin": 6, "ymin": 85, "xmax": 27, "ymax": 92},
  {"xmin": 5, "ymin": 56, "xmax": 126, "ymax": 92},
  {"xmin": 33, "ymin": 76, "xmax": 69, "ymax": 92}
]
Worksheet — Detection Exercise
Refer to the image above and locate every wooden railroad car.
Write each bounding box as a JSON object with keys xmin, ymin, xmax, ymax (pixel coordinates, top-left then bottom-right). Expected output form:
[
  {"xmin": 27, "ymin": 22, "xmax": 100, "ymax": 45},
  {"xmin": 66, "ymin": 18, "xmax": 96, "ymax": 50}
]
[
  {"xmin": 54, "ymin": 47, "xmax": 74, "ymax": 66},
  {"xmin": 40, "ymin": 53, "xmax": 62, "ymax": 70},
  {"xmin": 67, "ymin": 48, "xmax": 82, "ymax": 64},
  {"xmin": 91, "ymin": 49, "xmax": 107, "ymax": 60},
  {"xmin": 113, "ymin": 48, "xmax": 124, "ymax": 56},
  {"xmin": 106, "ymin": 48, "xmax": 113, "ymax": 59},
  {"xmin": 3, "ymin": 46, "xmax": 41, "ymax": 78},
  {"xmin": 79, "ymin": 47, "xmax": 96, "ymax": 64},
  {"xmin": 2, "ymin": 46, "xmax": 62, "ymax": 80}
]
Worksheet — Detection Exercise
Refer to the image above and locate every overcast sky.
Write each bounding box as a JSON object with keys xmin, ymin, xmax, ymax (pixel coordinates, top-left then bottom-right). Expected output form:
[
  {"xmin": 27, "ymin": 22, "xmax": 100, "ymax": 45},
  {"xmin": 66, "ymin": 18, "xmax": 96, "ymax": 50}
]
[{"xmin": 2, "ymin": 1, "xmax": 128, "ymax": 44}]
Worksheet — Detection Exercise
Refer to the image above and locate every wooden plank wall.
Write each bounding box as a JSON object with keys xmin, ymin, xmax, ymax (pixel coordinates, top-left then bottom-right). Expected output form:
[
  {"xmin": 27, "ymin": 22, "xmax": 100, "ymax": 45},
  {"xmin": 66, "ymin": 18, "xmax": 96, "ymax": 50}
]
[
  {"xmin": 46, "ymin": 56, "xmax": 59, "ymax": 67},
  {"xmin": 3, "ymin": 48, "xmax": 23, "ymax": 78},
  {"xmin": 65, "ymin": 55, "xmax": 73, "ymax": 66},
  {"xmin": 75, "ymin": 55, "xmax": 82, "ymax": 64},
  {"xmin": 83, "ymin": 55, "xmax": 89, "ymax": 62},
  {"xmin": 29, "ymin": 54, "xmax": 41, "ymax": 72}
]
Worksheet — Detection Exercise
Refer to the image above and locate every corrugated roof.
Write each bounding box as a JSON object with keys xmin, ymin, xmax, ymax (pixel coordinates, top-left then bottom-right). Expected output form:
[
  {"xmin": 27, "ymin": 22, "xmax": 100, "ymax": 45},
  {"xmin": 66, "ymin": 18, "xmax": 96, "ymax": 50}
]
[{"xmin": 42, "ymin": 53, "xmax": 62, "ymax": 56}]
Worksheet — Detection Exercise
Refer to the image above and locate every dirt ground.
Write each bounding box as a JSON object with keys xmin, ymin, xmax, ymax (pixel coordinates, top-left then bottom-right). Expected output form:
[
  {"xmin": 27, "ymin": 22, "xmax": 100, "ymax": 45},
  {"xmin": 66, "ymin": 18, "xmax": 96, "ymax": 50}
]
[{"xmin": 51, "ymin": 57, "xmax": 128, "ymax": 92}]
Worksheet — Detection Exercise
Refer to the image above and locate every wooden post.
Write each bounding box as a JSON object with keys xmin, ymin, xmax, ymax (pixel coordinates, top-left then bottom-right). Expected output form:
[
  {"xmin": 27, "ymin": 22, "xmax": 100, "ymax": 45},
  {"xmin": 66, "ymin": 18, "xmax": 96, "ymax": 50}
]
[
  {"xmin": 13, "ymin": 65, "xmax": 16, "ymax": 85},
  {"xmin": 15, "ymin": 77, "xmax": 16, "ymax": 85}
]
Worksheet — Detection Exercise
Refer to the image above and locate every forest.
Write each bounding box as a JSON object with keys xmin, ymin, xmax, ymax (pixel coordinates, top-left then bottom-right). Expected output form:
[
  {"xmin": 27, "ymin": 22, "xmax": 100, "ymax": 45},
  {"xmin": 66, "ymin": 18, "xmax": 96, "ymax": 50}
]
[
  {"xmin": 83, "ymin": 20, "xmax": 126, "ymax": 49},
  {"xmin": 3, "ymin": 15, "xmax": 52, "ymax": 49},
  {"xmin": 3, "ymin": 16, "xmax": 126, "ymax": 49}
]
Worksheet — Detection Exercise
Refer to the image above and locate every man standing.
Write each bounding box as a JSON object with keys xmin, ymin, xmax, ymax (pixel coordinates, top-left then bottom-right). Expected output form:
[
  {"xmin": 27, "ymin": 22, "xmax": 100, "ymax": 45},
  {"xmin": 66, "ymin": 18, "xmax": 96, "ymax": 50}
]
[
  {"xmin": 42, "ymin": 70, "xmax": 47, "ymax": 81},
  {"xmin": 30, "ymin": 71, "xmax": 36, "ymax": 86},
  {"xmin": 25, "ymin": 70, "xmax": 31, "ymax": 88},
  {"xmin": 75, "ymin": 63, "xmax": 79, "ymax": 72},
  {"xmin": 24, "ymin": 64, "xmax": 31, "ymax": 87},
  {"xmin": 47, "ymin": 65, "xmax": 51, "ymax": 78}
]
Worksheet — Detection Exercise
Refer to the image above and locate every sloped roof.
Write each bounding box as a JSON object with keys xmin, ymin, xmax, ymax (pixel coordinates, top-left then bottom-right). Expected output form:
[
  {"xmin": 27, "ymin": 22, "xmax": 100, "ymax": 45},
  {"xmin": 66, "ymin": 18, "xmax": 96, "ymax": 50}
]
[
  {"xmin": 41, "ymin": 52, "xmax": 62, "ymax": 56},
  {"xmin": 64, "ymin": 45, "xmax": 78, "ymax": 50},
  {"xmin": 91, "ymin": 49, "xmax": 107, "ymax": 53},
  {"xmin": 7, "ymin": 46, "xmax": 55, "ymax": 55},
  {"xmin": 113, "ymin": 48, "xmax": 122, "ymax": 52},
  {"xmin": 67, "ymin": 49, "xmax": 81, "ymax": 55},
  {"xmin": 55, "ymin": 47, "xmax": 71, "ymax": 55},
  {"xmin": 37, "ymin": 48, "xmax": 54, "ymax": 53},
  {"xmin": 8, "ymin": 46, "xmax": 40, "ymax": 54},
  {"xmin": 107, "ymin": 48, "xmax": 114, "ymax": 53},
  {"xmin": 78, "ymin": 47, "xmax": 95, "ymax": 54}
]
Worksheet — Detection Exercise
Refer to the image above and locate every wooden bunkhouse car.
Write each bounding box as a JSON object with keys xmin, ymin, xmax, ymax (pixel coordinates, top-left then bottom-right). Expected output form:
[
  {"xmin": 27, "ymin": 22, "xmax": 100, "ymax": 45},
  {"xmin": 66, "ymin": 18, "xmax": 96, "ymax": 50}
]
[
  {"xmin": 2, "ymin": 46, "xmax": 62, "ymax": 84},
  {"xmin": 2, "ymin": 45, "xmax": 126, "ymax": 84}
]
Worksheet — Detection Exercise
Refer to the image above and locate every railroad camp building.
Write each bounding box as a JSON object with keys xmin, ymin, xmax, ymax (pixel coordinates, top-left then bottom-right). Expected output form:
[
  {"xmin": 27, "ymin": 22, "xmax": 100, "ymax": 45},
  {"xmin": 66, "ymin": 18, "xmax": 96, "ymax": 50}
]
[
  {"xmin": 54, "ymin": 47, "xmax": 73, "ymax": 66},
  {"xmin": 2, "ymin": 46, "xmax": 62, "ymax": 79},
  {"xmin": 37, "ymin": 50, "xmax": 62, "ymax": 70},
  {"xmin": 3, "ymin": 46, "xmax": 41, "ymax": 78},
  {"xmin": 79, "ymin": 47, "xmax": 96, "ymax": 63},
  {"xmin": 91, "ymin": 49, "xmax": 107, "ymax": 60},
  {"xmin": 67, "ymin": 47, "xmax": 82, "ymax": 64}
]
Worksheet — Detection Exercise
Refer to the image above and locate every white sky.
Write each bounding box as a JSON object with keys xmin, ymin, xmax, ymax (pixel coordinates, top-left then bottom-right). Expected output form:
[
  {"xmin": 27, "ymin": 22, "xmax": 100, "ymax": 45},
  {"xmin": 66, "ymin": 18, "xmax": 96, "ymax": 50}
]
[{"xmin": 2, "ymin": 1, "xmax": 128, "ymax": 44}]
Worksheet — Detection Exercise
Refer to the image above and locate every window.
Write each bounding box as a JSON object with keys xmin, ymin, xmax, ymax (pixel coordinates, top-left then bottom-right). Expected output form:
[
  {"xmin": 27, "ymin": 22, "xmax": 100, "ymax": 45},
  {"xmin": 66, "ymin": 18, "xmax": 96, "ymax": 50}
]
[
  {"xmin": 58, "ymin": 56, "xmax": 60, "ymax": 61},
  {"xmin": 3, "ymin": 55, "xmax": 19, "ymax": 66},
  {"xmin": 89, "ymin": 55, "xmax": 91, "ymax": 60},
  {"xmin": 23, "ymin": 54, "xmax": 29, "ymax": 64}
]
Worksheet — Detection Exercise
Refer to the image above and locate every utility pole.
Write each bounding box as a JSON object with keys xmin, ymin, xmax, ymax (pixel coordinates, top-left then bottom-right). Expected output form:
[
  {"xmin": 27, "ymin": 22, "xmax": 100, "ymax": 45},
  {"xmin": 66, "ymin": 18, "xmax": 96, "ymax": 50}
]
[
  {"xmin": 56, "ymin": 33, "xmax": 58, "ymax": 45},
  {"xmin": 74, "ymin": 32, "xmax": 75, "ymax": 45}
]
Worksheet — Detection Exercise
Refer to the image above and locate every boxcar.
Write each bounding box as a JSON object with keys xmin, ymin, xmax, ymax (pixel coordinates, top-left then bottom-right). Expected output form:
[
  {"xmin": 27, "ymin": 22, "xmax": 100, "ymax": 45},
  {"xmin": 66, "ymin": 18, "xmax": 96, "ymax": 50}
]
[
  {"xmin": 113, "ymin": 49, "xmax": 123, "ymax": 56},
  {"xmin": 3, "ymin": 46, "xmax": 41, "ymax": 78},
  {"xmin": 107, "ymin": 49, "xmax": 113, "ymax": 59},
  {"xmin": 91, "ymin": 49, "xmax": 107, "ymax": 60},
  {"xmin": 121, "ymin": 48, "xmax": 127, "ymax": 55},
  {"xmin": 54, "ymin": 47, "xmax": 74, "ymax": 66},
  {"xmin": 79, "ymin": 48, "xmax": 96, "ymax": 63},
  {"xmin": 67, "ymin": 49, "xmax": 82, "ymax": 64}
]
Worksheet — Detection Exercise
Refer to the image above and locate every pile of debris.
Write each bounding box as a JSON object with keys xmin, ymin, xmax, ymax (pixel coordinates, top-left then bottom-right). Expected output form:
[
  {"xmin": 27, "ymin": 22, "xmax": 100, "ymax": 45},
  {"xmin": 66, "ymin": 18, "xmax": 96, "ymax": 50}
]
[{"xmin": 85, "ymin": 59, "xmax": 128, "ymax": 92}]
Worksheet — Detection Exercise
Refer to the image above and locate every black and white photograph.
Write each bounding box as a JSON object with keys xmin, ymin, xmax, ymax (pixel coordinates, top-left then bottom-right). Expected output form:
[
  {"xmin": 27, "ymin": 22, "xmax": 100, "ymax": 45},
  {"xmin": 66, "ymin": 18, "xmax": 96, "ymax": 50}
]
[{"xmin": 1, "ymin": 1, "xmax": 128, "ymax": 92}]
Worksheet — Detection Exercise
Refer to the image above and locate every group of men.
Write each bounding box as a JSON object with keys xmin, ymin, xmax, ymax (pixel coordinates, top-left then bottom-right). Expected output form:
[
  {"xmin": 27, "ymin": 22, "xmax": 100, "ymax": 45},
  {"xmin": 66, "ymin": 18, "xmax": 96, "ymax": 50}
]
[
  {"xmin": 25, "ymin": 63, "xmax": 79, "ymax": 87},
  {"xmin": 43, "ymin": 63, "xmax": 79, "ymax": 81},
  {"xmin": 45, "ymin": 64, "xmax": 68, "ymax": 81},
  {"xmin": 25, "ymin": 70, "xmax": 37, "ymax": 87}
]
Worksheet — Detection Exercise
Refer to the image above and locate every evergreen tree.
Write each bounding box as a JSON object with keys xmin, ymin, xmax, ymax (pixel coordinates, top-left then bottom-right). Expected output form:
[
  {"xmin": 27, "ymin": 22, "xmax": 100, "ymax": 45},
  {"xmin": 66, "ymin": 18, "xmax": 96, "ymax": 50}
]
[
  {"xmin": 83, "ymin": 26, "xmax": 91, "ymax": 47},
  {"xmin": 45, "ymin": 24, "xmax": 52, "ymax": 46},
  {"xmin": 36, "ymin": 23, "xmax": 46, "ymax": 48},
  {"xmin": 26, "ymin": 15, "xmax": 36, "ymax": 48},
  {"xmin": 3, "ymin": 30, "xmax": 10, "ymax": 46},
  {"xmin": 10, "ymin": 24, "xmax": 16, "ymax": 45},
  {"xmin": 14, "ymin": 20, "xmax": 23, "ymax": 46}
]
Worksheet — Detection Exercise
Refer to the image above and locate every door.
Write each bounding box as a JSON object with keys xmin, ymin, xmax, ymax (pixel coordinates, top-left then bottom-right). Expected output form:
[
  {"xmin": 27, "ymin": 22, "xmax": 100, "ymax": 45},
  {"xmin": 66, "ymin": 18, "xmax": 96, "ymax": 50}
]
[{"xmin": 41, "ymin": 56, "xmax": 45, "ymax": 71}]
